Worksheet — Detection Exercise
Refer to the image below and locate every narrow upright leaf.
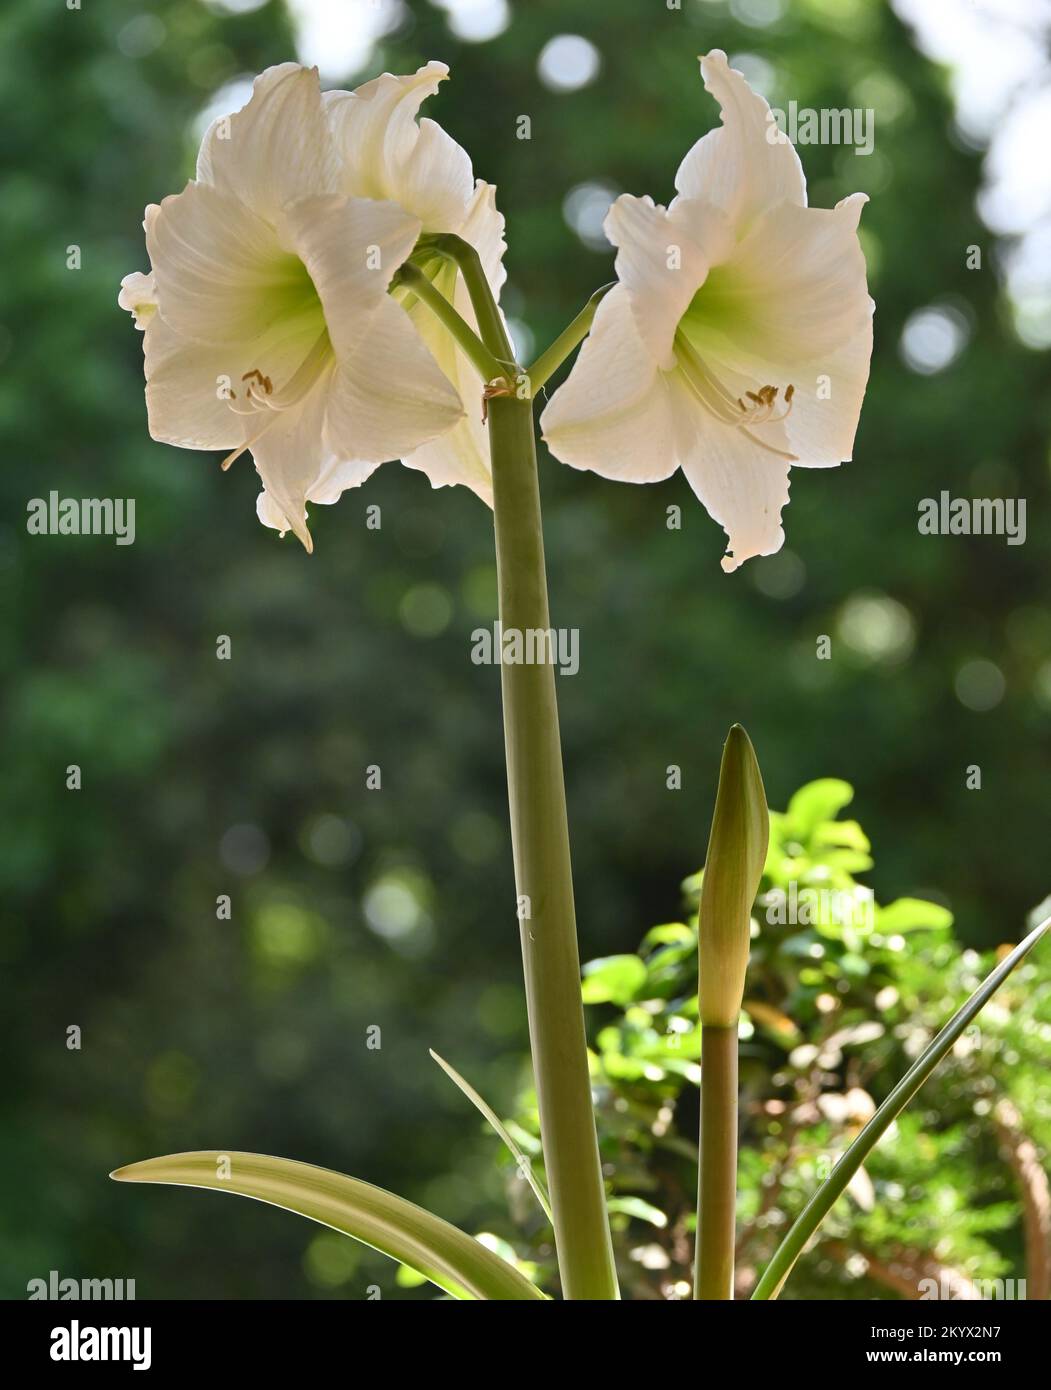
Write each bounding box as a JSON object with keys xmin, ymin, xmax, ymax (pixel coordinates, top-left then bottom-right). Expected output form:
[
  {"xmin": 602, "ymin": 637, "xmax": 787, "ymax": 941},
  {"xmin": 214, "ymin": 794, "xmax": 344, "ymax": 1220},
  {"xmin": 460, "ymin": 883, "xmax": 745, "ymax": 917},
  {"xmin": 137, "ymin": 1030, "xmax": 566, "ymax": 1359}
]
[
  {"xmin": 430, "ymin": 1050, "xmax": 554, "ymax": 1221},
  {"xmin": 752, "ymin": 913, "xmax": 1051, "ymax": 1300}
]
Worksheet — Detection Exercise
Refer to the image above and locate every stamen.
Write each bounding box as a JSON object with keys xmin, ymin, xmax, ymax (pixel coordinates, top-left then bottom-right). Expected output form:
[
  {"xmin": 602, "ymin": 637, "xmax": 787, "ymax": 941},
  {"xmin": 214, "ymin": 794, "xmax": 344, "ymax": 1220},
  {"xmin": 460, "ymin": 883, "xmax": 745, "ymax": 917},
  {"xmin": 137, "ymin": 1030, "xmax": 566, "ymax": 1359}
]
[
  {"xmin": 675, "ymin": 332, "xmax": 798, "ymax": 462},
  {"xmin": 220, "ymin": 333, "xmax": 331, "ymax": 470}
]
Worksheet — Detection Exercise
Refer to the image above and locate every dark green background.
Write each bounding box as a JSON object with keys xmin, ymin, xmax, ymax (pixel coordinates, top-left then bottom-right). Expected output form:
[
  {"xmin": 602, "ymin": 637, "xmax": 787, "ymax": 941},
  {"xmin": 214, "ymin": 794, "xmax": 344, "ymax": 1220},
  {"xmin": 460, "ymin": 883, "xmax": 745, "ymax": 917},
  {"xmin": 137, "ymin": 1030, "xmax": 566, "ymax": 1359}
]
[{"xmin": 2, "ymin": 0, "xmax": 1046, "ymax": 1297}]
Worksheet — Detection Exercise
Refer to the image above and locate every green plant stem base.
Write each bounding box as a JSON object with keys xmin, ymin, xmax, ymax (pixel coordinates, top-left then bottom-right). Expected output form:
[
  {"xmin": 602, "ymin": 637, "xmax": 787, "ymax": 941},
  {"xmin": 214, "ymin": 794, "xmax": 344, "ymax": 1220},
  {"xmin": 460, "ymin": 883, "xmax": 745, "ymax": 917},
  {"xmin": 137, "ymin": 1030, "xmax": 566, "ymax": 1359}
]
[{"xmin": 696, "ymin": 1023, "xmax": 738, "ymax": 1299}]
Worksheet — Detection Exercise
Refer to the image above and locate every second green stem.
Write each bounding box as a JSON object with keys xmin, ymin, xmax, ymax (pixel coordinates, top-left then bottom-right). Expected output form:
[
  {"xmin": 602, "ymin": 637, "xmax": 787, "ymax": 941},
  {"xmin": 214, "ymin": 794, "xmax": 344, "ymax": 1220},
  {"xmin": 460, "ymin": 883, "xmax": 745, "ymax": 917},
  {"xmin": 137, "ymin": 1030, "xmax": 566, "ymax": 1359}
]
[{"xmin": 696, "ymin": 1023, "xmax": 738, "ymax": 1300}]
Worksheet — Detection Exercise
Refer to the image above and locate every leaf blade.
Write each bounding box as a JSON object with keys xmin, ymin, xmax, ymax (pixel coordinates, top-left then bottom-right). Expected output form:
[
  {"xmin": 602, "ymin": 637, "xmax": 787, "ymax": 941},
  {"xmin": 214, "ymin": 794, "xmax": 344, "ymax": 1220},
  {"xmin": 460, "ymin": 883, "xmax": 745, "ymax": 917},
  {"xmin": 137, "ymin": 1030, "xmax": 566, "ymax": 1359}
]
[
  {"xmin": 111, "ymin": 1150, "xmax": 544, "ymax": 1301},
  {"xmin": 751, "ymin": 912, "xmax": 1051, "ymax": 1301},
  {"xmin": 429, "ymin": 1050, "xmax": 554, "ymax": 1222}
]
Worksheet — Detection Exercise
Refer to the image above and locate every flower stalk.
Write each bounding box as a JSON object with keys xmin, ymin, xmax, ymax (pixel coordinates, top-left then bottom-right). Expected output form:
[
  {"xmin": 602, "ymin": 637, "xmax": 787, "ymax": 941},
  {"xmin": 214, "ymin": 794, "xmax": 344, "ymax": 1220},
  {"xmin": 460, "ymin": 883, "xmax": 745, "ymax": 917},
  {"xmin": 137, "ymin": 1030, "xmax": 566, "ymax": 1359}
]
[
  {"xmin": 392, "ymin": 262, "xmax": 503, "ymax": 383},
  {"xmin": 695, "ymin": 725, "xmax": 769, "ymax": 1300},
  {"xmin": 697, "ymin": 1023, "xmax": 739, "ymax": 1300},
  {"xmin": 485, "ymin": 394, "xmax": 619, "ymax": 1301},
  {"xmin": 416, "ymin": 233, "xmax": 517, "ymax": 376},
  {"xmin": 417, "ymin": 246, "xmax": 620, "ymax": 1299},
  {"xmin": 526, "ymin": 283, "xmax": 614, "ymax": 395}
]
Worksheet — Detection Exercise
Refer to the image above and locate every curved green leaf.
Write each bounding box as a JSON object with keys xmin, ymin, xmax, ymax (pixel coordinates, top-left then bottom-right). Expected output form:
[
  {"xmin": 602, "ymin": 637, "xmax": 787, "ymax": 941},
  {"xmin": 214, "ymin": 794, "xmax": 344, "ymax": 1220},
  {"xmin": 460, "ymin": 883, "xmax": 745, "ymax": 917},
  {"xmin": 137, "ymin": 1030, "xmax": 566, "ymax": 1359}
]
[
  {"xmin": 429, "ymin": 1050, "xmax": 553, "ymax": 1221},
  {"xmin": 111, "ymin": 1150, "xmax": 544, "ymax": 1301},
  {"xmin": 752, "ymin": 912, "xmax": 1051, "ymax": 1300}
]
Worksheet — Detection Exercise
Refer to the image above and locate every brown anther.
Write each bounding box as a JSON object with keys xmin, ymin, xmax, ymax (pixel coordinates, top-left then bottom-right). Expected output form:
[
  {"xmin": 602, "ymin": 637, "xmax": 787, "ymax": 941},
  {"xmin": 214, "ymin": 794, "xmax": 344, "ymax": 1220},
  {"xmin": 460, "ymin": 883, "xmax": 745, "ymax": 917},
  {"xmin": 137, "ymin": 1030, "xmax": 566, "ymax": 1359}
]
[
  {"xmin": 242, "ymin": 369, "xmax": 273, "ymax": 395},
  {"xmin": 785, "ymin": 384, "xmax": 795, "ymax": 403}
]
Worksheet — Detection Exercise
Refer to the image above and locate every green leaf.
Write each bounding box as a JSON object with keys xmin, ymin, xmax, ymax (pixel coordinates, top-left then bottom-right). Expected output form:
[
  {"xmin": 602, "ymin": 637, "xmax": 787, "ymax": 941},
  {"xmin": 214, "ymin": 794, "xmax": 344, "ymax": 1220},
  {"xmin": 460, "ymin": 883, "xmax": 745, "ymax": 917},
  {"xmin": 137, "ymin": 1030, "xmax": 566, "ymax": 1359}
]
[
  {"xmin": 751, "ymin": 912, "xmax": 1051, "ymax": 1300},
  {"xmin": 582, "ymin": 953, "xmax": 648, "ymax": 1005},
  {"xmin": 111, "ymin": 1150, "xmax": 544, "ymax": 1301},
  {"xmin": 877, "ymin": 896, "xmax": 953, "ymax": 933},
  {"xmin": 786, "ymin": 779, "xmax": 854, "ymax": 840},
  {"xmin": 639, "ymin": 922, "xmax": 694, "ymax": 952},
  {"xmin": 428, "ymin": 1050, "xmax": 553, "ymax": 1222},
  {"xmin": 814, "ymin": 819, "xmax": 871, "ymax": 853},
  {"xmin": 607, "ymin": 1196, "xmax": 668, "ymax": 1227}
]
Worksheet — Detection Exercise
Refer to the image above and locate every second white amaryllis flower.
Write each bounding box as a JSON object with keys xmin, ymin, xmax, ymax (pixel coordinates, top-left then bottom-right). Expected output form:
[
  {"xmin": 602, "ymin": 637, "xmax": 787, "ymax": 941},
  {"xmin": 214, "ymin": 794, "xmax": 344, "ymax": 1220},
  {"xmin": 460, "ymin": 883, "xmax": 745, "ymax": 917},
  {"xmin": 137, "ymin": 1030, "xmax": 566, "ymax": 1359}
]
[
  {"xmin": 541, "ymin": 50, "xmax": 874, "ymax": 572},
  {"xmin": 324, "ymin": 61, "xmax": 507, "ymax": 505},
  {"xmin": 119, "ymin": 64, "xmax": 465, "ymax": 551}
]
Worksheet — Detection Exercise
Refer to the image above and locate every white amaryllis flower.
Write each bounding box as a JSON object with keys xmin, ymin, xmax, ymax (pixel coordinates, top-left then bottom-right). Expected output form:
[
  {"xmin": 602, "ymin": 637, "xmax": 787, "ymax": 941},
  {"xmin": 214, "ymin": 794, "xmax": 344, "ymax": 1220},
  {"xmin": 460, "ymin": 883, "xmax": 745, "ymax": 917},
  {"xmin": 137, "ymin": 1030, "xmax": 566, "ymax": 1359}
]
[
  {"xmin": 324, "ymin": 61, "xmax": 507, "ymax": 505},
  {"xmin": 119, "ymin": 63, "xmax": 483, "ymax": 550},
  {"xmin": 540, "ymin": 50, "xmax": 874, "ymax": 572}
]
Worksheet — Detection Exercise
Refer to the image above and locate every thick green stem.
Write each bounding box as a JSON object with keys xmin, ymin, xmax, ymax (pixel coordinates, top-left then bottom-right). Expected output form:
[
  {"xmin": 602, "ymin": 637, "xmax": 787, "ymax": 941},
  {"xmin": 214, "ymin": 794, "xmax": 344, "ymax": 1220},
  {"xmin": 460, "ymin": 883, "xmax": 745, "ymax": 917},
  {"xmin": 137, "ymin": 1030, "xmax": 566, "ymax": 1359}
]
[
  {"xmin": 525, "ymin": 283, "xmax": 614, "ymax": 395},
  {"xmin": 487, "ymin": 391, "xmax": 619, "ymax": 1300},
  {"xmin": 696, "ymin": 1024, "xmax": 738, "ymax": 1300},
  {"xmin": 410, "ymin": 238, "xmax": 617, "ymax": 1297}
]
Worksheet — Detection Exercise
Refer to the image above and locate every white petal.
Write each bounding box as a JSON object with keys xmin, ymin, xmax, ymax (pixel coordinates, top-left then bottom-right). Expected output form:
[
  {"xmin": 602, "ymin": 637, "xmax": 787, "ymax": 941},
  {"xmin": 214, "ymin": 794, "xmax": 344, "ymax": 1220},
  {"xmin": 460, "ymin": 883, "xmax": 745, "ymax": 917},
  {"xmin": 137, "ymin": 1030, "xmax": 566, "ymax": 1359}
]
[
  {"xmin": 249, "ymin": 366, "xmax": 334, "ymax": 552},
  {"xmin": 782, "ymin": 317, "xmax": 872, "ymax": 468},
  {"xmin": 118, "ymin": 271, "xmax": 157, "ymax": 328},
  {"xmin": 685, "ymin": 193, "xmax": 874, "ymax": 466},
  {"xmin": 668, "ymin": 375, "xmax": 790, "ymax": 573},
  {"xmin": 605, "ymin": 194, "xmax": 732, "ymax": 370},
  {"xmin": 309, "ymin": 456, "xmax": 383, "ymax": 504},
  {"xmin": 324, "ymin": 294, "xmax": 465, "ymax": 461},
  {"xmin": 256, "ymin": 488, "xmax": 292, "ymax": 536},
  {"xmin": 325, "ymin": 62, "xmax": 473, "ymax": 229},
  {"xmin": 459, "ymin": 180, "xmax": 507, "ymax": 296},
  {"xmin": 719, "ymin": 194, "xmax": 872, "ymax": 361},
  {"xmin": 400, "ymin": 259, "xmax": 492, "ymax": 502},
  {"xmin": 256, "ymin": 457, "xmax": 383, "ymax": 539},
  {"xmin": 281, "ymin": 192, "xmax": 466, "ymax": 456},
  {"xmin": 141, "ymin": 311, "xmax": 245, "ymax": 450},
  {"xmin": 541, "ymin": 287, "xmax": 678, "ymax": 483},
  {"xmin": 250, "ymin": 294, "xmax": 463, "ymax": 550},
  {"xmin": 401, "ymin": 414, "xmax": 492, "ymax": 505},
  {"xmin": 396, "ymin": 183, "xmax": 507, "ymax": 503},
  {"xmin": 196, "ymin": 64, "xmax": 337, "ymax": 223},
  {"xmin": 399, "ymin": 117, "xmax": 475, "ymax": 231},
  {"xmin": 277, "ymin": 194, "xmax": 423, "ymax": 358},
  {"xmin": 675, "ymin": 50, "xmax": 806, "ymax": 232},
  {"xmin": 147, "ymin": 183, "xmax": 300, "ymax": 347}
]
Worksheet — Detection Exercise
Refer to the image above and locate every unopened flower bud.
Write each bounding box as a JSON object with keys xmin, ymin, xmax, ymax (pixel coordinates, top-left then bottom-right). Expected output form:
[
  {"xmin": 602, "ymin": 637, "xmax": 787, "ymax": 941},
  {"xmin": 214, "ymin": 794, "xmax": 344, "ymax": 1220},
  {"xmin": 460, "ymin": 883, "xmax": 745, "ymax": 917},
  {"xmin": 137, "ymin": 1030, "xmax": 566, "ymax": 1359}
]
[{"xmin": 699, "ymin": 724, "xmax": 769, "ymax": 1027}]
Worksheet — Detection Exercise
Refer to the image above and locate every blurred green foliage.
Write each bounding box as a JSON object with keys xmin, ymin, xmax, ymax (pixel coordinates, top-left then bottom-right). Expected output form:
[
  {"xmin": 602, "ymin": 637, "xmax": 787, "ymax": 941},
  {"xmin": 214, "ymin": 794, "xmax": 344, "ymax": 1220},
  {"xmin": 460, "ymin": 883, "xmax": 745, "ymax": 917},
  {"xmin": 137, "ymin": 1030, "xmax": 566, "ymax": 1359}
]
[
  {"xmin": 2, "ymin": 0, "xmax": 1048, "ymax": 1299},
  {"xmin": 506, "ymin": 782, "xmax": 1051, "ymax": 1299}
]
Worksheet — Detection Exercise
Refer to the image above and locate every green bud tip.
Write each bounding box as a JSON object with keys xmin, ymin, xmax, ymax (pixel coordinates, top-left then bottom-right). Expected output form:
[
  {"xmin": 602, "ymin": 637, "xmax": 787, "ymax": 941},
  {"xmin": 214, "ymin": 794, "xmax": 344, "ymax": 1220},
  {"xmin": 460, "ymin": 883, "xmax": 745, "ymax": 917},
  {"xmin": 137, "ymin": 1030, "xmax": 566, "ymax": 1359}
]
[{"xmin": 698, "ymin": 724, "xmax": 770, "ymax": 1028}]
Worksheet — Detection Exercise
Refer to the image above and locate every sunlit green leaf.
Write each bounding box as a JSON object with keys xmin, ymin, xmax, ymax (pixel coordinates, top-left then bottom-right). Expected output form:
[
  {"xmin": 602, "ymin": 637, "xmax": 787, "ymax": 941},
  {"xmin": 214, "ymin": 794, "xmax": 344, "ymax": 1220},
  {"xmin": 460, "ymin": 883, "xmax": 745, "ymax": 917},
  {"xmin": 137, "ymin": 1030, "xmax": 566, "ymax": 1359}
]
[
  {"xmin": 786, "ymin": 779, "xmax": 854, "ymax": 841},
  {"xmin": 607, "ymin": 1196, "xmax": 668, "ymax": 1227},
  {"xmin": 112, "ymin": 1150, "xmax": 544, "ymax": 1301},
  {"xmin": 582, "ymin": 954, "xmax": 648, "ymax": 1005},
  {"xmin": 877, "ymin": 897, "xmax": 953, "ymax": 933}
]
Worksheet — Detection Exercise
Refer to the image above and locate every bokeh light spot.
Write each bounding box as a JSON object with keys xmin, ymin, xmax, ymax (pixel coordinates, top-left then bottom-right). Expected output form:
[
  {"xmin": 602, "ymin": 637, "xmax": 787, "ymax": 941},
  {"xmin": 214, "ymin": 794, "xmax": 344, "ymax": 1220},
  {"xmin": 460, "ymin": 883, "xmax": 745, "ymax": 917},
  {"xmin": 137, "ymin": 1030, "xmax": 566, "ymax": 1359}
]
[
  {"xmin": 538, "ymin": 35, "xmax": 601, "ymax": 92},
  {"xmin": 837, "ymin": 592, "xmax": 916, "ymax": 665},
  {"xmin": 954, "ymin": 658, "xmax": 1006, "ymax": 711},
  {"xmin": 900, "ymin": 305, "xmax": 970, "ymax": 375}
]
